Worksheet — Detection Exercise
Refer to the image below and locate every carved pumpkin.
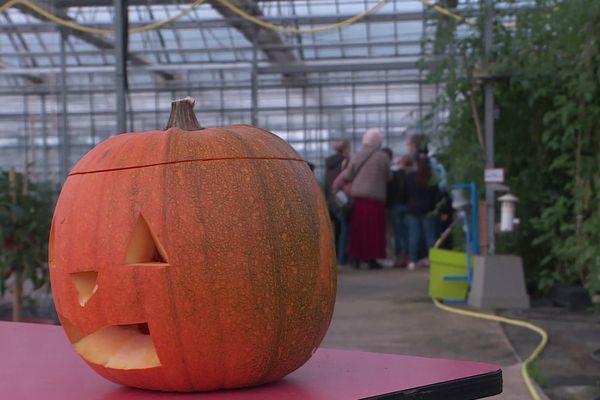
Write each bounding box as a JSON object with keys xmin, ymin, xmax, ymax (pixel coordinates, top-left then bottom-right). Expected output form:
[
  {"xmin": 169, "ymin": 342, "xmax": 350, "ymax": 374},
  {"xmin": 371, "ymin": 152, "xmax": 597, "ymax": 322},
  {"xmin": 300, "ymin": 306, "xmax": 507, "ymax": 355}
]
[{"xmin": 49, "ymin": 97, "xmax": 336, "ymax": 392}]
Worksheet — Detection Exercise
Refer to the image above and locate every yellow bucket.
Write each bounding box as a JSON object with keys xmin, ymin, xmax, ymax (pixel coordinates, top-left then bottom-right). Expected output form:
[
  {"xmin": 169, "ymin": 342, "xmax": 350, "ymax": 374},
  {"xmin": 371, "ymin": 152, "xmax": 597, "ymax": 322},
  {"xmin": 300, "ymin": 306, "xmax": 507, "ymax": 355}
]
[{"xmin": 428, "ymin": 248, "xmax": 471, "ymax": 301}]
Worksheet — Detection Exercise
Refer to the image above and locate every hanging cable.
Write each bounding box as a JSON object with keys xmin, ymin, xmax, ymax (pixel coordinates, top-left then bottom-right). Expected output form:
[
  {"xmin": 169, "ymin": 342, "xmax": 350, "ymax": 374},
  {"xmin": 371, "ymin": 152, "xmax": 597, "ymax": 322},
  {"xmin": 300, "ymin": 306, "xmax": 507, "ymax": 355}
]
[
  {"xmin": 420, "ymin": 0, "xmax": 476, "ymax": 26},
  {"xmin": 0, "ymin": 0, "xmax": 208, "ymax": 35},
  {"xmin": 0, "ymin": 0, "xmax": 387, "ymax": 35},
  {"xmin": 213, "ymin": 0, "xmax": 387, "ymax": 34}
]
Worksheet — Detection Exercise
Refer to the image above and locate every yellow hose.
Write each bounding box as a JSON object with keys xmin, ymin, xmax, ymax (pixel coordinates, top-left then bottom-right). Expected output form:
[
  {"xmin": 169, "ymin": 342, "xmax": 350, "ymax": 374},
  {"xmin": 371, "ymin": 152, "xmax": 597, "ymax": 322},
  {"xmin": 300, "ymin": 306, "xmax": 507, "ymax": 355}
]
[
  {"xmin": 432, "ymin": 298, "xmax": 548, "ymax": 400},
  {"xmin": 0, "ymin": 0, "xmax": 208, "ymax": 35},
  {"xmin": 432, "ymin": 213, "xmax": 547, "ymax": 399},
  {"xmin": 0, "ymin": 0, "xmax": 478, "ymax": 37},
  {"xmin": 4, "ymin": 0, "xmax": 560, "ymax": 37},
  {"xmin": 213, "ymin": 0, "xmax": 387, "ymax": 34},
  {"xmin": 0, "ymin": 0, "xmax": 388, "ymax": 36},
  {"xmin": 420, "ymin": 0, "xmax": 476, "ymax": 26}
]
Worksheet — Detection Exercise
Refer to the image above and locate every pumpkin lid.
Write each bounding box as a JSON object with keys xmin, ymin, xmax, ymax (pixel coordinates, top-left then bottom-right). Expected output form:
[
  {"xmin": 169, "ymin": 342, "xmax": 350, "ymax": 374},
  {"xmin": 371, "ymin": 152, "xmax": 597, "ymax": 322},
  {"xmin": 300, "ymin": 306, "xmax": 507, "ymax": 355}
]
[{"xmin": 69, "ymin": 98, "xmax": 303, "ymax": 176}]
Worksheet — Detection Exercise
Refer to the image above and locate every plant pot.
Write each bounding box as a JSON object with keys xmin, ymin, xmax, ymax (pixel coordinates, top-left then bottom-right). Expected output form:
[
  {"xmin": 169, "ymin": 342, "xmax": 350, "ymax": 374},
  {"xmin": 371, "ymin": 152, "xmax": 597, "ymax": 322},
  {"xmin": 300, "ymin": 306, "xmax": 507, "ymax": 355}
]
[{"xmin": 551, "ymin": 285, "xmax": 592, "ymax": 310}]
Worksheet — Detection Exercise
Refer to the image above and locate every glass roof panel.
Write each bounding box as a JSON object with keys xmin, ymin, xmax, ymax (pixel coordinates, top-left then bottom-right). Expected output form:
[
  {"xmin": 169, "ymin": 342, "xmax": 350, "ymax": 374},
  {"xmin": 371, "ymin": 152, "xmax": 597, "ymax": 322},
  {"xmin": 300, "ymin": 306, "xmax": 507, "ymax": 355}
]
[{"xmin": 0, "ymin": 0, "xmax": 506, "ymax": 179}]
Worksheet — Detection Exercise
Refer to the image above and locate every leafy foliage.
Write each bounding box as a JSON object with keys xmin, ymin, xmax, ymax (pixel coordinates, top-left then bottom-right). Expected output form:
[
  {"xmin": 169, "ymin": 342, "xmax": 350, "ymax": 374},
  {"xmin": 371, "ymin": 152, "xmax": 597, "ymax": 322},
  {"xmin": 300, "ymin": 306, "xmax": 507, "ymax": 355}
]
[
  {"xmin": 426, "ymin": 0, "xmax": 600, "ymax": 294},
  {"xmin": 0, "ymin": 171, "xmax": 55, "ymax": 295}
]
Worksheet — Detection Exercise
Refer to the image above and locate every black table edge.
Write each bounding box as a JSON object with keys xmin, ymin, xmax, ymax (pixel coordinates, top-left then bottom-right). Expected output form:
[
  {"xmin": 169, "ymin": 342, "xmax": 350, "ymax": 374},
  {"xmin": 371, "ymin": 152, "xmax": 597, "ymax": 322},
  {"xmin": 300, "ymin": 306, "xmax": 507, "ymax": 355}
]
[{"xmin": 362, "ymin": 368, "xmax": 503, "ymax": 400}]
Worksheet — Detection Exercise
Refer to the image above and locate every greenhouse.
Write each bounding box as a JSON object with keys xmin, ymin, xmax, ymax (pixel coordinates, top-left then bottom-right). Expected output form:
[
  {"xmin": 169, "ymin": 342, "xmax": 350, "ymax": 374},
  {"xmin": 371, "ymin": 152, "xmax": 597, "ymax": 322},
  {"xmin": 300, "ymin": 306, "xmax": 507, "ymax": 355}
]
[{"xmin": 0, "ymin": 1, "xmax": 598, "ymax": 399}]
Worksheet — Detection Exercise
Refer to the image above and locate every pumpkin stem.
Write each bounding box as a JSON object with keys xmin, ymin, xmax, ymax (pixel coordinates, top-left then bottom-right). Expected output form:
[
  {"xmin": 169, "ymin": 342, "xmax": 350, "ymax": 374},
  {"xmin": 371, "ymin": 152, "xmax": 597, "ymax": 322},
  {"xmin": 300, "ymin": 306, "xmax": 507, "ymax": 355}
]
[{"xmin": 165, "ymin": 96, "xmax": 203, "ymax": 131}]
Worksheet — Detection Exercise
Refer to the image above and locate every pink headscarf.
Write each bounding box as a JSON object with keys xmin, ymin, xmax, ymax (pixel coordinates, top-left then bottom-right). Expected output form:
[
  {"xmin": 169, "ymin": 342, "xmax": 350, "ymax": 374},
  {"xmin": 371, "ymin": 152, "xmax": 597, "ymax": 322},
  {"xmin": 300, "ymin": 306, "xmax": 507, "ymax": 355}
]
[{"xmin": 362, "ymin": 128, "xmax": 383, "ymax": 147}]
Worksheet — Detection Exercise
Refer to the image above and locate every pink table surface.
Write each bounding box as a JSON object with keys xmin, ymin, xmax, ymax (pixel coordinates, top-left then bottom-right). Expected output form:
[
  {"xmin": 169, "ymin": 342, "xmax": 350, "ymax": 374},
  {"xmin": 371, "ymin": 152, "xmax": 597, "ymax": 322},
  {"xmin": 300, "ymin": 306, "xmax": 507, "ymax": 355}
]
[{"xmin": 0, "ymin": 321, "xmax": 500, "ymax": 399}]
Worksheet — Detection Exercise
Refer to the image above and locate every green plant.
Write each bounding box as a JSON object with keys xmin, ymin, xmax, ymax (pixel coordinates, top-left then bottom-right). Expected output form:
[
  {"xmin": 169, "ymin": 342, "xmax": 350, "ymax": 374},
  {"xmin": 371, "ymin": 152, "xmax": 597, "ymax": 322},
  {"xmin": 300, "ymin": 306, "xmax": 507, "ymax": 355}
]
[
  {"xmin": 526, "ymin": 361, "xmax": 547, "ymax": 386},
  {"xmin": 0, "ymin": 169, "xmax": 54, "ymax": 320},
  {"xmin": 424, "ymin": 0, "xmax": 600, "ymax": 294}
]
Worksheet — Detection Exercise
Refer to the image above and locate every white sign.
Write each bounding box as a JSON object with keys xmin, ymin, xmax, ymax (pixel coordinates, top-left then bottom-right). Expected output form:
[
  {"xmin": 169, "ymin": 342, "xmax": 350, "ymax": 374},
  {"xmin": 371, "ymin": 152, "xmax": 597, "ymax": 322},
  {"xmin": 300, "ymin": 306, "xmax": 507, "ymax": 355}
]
[{"xmin": 484, "ymin": 168, "xmax": 505, "ymax": 183}]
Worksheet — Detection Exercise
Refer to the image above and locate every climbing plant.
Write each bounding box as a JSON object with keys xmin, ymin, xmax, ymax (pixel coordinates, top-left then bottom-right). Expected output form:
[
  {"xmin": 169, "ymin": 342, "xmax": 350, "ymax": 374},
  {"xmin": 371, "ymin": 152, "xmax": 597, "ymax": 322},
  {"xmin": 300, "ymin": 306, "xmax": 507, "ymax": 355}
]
[{"xmin": 425, "ymin": 0, "xmax": 600, "ymax": 294}]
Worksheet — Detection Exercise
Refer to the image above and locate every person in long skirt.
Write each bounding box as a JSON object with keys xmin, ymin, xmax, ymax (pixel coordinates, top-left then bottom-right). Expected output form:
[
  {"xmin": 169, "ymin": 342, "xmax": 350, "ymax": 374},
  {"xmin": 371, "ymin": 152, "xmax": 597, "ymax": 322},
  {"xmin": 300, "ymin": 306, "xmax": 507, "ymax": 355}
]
[{"xmin": 345, "ymin": 128, "xmax": 391, "ymax": 269}]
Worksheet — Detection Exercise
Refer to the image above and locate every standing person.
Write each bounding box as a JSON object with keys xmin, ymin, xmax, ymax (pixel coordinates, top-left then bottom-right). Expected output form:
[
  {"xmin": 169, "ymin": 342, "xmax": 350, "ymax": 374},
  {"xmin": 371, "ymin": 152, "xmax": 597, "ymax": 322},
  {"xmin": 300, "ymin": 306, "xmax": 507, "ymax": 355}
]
[
  {"xmin": 325, "ymin": 140, "xmax": 351, "ymax": 201},
  {"xmin": 325, "ymin": 140, "xmax": 351, "ymax": 260},
  {"xmin": 406, "ymin": 134, "xmax": 447, "ymax": 258},
  {"xmin": 381, "ymin": 148, "xmax": 395, "ymax": 265},
  {"xmin": 406, "ymin": 134, "xmax": 447, "ymax": 190},
  {"xmin": 345, "ymin": 129, "xmax": 391, "ymax": 269},
  {"xmin": 331, "ymin": 166, "xmax": 352, "ymax": 267},
  {"xmin": 387, "ymin": 155, "xmax": 413, "ymax": 268},
  {"xmin": 438, "ymin": 189, "xmax": 454, "ymax": 249},
  {"xmin": 405, "ymin": 154, "xmax": 440, "ymax": 270}
]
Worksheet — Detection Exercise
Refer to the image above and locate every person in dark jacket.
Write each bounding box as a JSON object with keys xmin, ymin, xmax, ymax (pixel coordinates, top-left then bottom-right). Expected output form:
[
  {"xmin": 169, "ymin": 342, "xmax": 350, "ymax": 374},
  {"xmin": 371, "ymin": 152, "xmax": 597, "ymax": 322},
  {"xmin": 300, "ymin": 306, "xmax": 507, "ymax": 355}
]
[
  {"xmin": 406, "ymin": 134, "xmax": 447, "ymax": 258},
  {"xmin": 405, "ymin": 154, "xmax": 440, "ymax": 270},
  {"xmin": 325, "ymin": 140, "xmax": 351, "ymax": 202},
  {"xmin": 325, "ymin": 140, "xmax": 351, "ymax": 263},
  {"xmin": 387, "ymin": 155, "xmax": 413, "ymax": 268},
  {"xmin": 438, "ymin": 190, "xmax": 454, "ymax": 249}
]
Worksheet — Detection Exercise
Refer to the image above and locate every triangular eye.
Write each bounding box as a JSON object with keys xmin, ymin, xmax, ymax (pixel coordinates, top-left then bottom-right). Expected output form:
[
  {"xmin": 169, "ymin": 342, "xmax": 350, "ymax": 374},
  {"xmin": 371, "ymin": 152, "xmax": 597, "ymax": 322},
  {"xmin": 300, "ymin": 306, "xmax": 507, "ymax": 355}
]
[
  {"xmin": 71, "ymin": 271, "xmax": 98, "ymax": 306},
  {"xmin": 126, "ymin": 215, "xmax": 170, "ymax": 266}
]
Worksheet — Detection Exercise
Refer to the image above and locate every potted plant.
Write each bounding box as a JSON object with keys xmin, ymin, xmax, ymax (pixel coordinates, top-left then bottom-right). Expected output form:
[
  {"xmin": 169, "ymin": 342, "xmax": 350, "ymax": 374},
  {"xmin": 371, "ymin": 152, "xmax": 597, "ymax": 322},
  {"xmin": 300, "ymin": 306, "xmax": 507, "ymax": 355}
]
[{"xmin": 0, "ymin": 169, "xmax": 54, "ymax": 321}]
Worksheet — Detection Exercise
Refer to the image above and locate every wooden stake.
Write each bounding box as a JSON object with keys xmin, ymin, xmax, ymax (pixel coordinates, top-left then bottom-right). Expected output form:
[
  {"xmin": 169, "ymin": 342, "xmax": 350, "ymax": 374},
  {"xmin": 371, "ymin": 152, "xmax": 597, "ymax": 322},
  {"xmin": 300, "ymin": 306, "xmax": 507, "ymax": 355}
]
[
  {"xmin": 8, "ymin": 169, "xmax": 22, "ymax": 322},
  {"xmin": 463, "ymin": 55, "xmax": 486, "ymax": 162}
]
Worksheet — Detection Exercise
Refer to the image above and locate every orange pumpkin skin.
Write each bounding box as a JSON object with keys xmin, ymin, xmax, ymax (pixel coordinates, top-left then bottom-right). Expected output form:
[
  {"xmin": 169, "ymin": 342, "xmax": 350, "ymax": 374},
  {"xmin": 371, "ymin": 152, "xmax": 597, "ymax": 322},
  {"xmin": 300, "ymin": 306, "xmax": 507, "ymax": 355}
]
[{"xmin": 49, "ymin": 124, "xmax": 337, "ymax": 392}]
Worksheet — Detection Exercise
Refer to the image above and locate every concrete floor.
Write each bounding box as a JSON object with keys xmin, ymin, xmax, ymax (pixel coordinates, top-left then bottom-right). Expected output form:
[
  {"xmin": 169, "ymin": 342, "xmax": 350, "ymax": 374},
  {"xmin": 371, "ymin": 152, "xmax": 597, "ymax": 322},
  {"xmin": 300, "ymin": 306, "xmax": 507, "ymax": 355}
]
[
  {"xmin": 500, "ymin": 306, "xmax": 600, "ymax": 400},
  {"xmin": 322, "ymin": 266, "xmax": 539, "ymax": 399}
]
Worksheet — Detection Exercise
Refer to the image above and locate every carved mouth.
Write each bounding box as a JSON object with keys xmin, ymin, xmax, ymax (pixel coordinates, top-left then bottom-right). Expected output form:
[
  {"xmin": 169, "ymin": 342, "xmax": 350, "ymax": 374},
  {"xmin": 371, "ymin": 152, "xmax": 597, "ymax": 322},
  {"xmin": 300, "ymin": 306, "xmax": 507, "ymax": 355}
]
[{"xmin": 62, "ymin": 318, "xmax": 161, "ymax": 370}]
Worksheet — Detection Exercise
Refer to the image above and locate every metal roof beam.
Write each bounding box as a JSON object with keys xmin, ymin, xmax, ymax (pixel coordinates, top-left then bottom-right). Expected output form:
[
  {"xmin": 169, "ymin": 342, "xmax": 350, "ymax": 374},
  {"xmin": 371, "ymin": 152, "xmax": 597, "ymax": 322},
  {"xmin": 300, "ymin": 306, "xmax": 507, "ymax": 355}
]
[
  {"xmin": 0, "ymin": 102, "xmax": 433, "ymax": 119},
  {"xmin": 259, "ymin": 60, "xmax": 432, "ymax": 74},
  {"xmin": 0, "ymin": 78, "xmax": 429, "ymax": 96},
  {"xmin": 56, "ymin": 0, "xmax": 302, "ymax": 6},
  {"xmin": 12, "ymin": 1, "xmax": 175, "ymax": 81},
  {"xmin": 0, "ymin": 57, "xmax": 433, "ymax": 75},
  {"xmin": 54, "ymin": 0, "xmax": 300, "ymax": 69},
  {"xmin": 0, "ymin": 13, "xmax": 45, "ymax": 84},
  {"xmin": 207, "ymin": 0, "xmax": 299, "ymax": 71},
  {"xmin": 0, "ymin": 39, "xmax": 423, "ymax": 58},
  {"xmin": 0, "ymin": 64, "xmax": 43, "ymax": 84}
]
